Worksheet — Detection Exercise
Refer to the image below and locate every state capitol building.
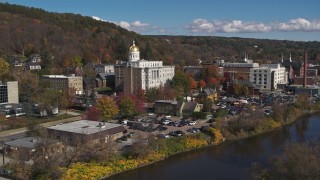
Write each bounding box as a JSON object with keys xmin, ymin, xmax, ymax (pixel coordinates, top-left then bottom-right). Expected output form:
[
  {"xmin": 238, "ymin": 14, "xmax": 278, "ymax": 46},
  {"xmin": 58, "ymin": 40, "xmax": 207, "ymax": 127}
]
[{"xmin": 115, "ymin": 41, "xmax": 175, "ymax": 95}]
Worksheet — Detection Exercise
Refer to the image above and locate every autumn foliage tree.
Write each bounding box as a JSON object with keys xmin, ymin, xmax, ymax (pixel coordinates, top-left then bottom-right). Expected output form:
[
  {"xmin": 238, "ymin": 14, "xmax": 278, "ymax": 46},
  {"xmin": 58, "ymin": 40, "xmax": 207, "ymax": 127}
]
[
  {"xmin": 96, "ymin": 96, "xmax": 118, "ymax": 121},
  {"xmin": 198, "ymin": 80, "xmax": 206, "ymax": 89},
  {"xmin": 0, "ymin": 58, "xmax": 9, "ymax": 76},
  {"xmin": 189, "ymin": 76, "xmax": 197, "ymax": 89},
  {"xmin": 84, "ymin": 106, "xmax": 101, "ymax": 121},
  {"xmin": 206, "ymin": 77, "xmax": 218, "ymax": 88},
  {"xmin": 118, "ymin": 93, "xmax": 144, "ymax": 117},
  {"xmin": 118, "ymin": 95, "xmax": 138, "ymax": 118}
]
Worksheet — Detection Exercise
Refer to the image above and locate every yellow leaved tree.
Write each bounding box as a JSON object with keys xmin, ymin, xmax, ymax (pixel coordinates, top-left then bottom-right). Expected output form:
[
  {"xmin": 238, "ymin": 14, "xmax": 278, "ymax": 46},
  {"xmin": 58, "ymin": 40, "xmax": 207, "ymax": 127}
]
[
  {"xmin": 96, "ymin": 96, "xmax": 118, "ymax": 121},
  {"xmin": 0, "ymin": 58, "xmax": 9, "ymax": 76}
]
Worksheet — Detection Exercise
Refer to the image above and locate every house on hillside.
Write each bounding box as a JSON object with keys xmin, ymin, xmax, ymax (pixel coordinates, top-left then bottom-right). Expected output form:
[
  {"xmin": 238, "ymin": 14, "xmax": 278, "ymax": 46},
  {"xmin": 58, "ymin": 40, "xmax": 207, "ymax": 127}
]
[{"xmin": 26, "ymin": 54, "xmax": 42, "ymax": 70}]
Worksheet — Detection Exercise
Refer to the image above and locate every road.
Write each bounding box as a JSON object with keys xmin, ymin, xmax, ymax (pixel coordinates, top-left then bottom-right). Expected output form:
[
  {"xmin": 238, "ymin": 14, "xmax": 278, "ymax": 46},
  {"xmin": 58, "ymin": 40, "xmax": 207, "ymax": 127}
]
[{"xmin": 0, "ymin": 114, "xmax": 81, "ymax": 140}]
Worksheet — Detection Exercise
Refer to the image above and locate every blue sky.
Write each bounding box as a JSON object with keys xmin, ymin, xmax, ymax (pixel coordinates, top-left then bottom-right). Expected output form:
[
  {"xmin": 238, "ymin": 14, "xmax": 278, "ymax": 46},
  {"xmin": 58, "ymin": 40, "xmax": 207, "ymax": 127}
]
[{"xmin": 4, "ymin": 0, "xmax": 320, "ymax": 41}]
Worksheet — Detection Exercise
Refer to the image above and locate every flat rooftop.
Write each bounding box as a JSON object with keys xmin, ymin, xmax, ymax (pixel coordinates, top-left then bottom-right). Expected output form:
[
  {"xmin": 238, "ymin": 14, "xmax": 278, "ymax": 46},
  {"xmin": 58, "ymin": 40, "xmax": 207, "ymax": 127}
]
[
  {"xmin": 47, "ymin": 120, "xmax": 124, "ymax": 135},
  {"xmin": 5, "ymin": 137, "xmax": 39, "ymax": 149}
]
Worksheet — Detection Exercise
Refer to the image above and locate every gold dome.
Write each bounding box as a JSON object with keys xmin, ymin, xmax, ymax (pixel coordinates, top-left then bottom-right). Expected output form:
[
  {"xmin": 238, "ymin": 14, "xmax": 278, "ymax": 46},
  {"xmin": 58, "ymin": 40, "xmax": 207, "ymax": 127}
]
[{"xmin": 129, "ymin": 41, "xmax": 139, "ymax": 52}]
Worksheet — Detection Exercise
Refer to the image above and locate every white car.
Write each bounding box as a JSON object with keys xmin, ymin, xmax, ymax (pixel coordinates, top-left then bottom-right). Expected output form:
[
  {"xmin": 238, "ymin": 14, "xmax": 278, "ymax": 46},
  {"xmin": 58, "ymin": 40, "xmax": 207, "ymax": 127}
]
[
  {"xmin": 165, "ymin": 115, "xmax": 171, "ymax": 118},
  {"xmin": 188, "ymin": 121, "xmax": 196, "ymax": 126},
  {"xmin": 148, "ymin": 113, "xmax": 154, "ymax": 116},
  {"xmin": 161, "ymin": 119, "xmax": 171, "ymax": 125}
]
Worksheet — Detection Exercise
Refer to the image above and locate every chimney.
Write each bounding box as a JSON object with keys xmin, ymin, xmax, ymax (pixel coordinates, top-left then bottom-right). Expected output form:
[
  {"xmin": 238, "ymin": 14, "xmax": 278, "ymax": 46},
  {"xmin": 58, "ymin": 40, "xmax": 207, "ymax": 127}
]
[{"xmin": 303, "ymin": 51, "xmax": 307, "ymax": 88}]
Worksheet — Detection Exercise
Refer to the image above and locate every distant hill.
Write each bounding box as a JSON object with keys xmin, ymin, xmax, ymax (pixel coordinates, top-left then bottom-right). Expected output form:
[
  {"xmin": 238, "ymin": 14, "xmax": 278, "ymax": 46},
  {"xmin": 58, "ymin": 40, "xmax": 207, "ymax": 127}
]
[{"xmin": 0, "ymin": 2, "xmax": 319, "ymax": 69}]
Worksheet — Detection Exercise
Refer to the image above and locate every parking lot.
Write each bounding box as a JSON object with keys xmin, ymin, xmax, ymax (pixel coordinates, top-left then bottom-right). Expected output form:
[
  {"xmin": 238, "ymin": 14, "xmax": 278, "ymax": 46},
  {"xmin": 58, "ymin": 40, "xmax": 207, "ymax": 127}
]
[
  {"xmin": 114, "ymin": 115, "xmax": 215, "ymax": 146},
  {"xmin": 115, "ymin": 93, "xmax": 315, "ymax": 147}
]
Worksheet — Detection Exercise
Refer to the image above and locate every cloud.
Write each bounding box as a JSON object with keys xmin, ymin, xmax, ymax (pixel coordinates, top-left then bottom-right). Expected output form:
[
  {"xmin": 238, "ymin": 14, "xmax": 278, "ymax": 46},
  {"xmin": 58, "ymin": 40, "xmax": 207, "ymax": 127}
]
[
  {"xmin": 92, "ymin": 16, "xmax": 107, "ymax": 22},
  {"xmin": 118, "ymin": 20, "xmax": 150, "ymax": 30},
  {"xmin": 187, "ymin": 18, "xmax": 320, "ymax": 34},
  {"xmin": 92, "ymin": 16, "xmax": 160, "ymax": 34},
  {"xmin": 115, "ymin": 19, "xmax": 165, "ymax": 34},
  {"xmin": 131, "ymin": 21, "xmax": 149, "ymax": 27},
  {"xmin": 274, "ymin": 18, "xmax": 320, "ymax": 32},
  {"xmin": 118, "ymin": 21, "xmax": 131, "ymax": 29}
]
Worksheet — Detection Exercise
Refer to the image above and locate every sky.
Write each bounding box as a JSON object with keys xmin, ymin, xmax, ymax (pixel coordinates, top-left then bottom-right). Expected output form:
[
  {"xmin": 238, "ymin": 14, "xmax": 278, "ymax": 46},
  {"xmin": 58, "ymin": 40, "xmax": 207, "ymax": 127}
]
[{"xmin": 4, "ymin": 0, "xmax": 320, "ymax": 41}]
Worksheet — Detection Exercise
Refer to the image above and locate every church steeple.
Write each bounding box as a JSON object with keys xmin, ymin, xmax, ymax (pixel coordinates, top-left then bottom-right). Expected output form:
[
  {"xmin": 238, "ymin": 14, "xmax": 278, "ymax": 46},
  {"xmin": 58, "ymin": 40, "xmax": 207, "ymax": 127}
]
[{"xmin": 289, "ymin": 52, "xmax": 292, "ymax": 62}]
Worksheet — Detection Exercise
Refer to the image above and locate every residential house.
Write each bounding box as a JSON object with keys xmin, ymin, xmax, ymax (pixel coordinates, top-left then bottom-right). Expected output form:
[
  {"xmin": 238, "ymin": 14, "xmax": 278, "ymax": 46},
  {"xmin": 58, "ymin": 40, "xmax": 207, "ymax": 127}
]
[
  {"xmin": 26, "ymin": 54, "xmax": 42, "ymax": 70},
  {"xmin": 154, "ymin": 100, "xmax": 201, "ymax": 117},
  {"xmin": 177, "ymin": 101, "xmax": 201, "ymax": 116},
  {"xmin": 198, "ymin": 87, "xmax": 218, "ymax": 102},
  {"xmin": 10, "ymin": 56, "xmax": 24, "ymax": 67}
]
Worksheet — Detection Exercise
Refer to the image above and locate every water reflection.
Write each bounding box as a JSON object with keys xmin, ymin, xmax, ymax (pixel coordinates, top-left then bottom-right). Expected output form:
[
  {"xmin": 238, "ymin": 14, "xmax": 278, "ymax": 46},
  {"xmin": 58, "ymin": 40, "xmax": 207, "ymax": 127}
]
[{"xmin": 108, "ymin": 114, "xmax": 320, "ymax": 180}]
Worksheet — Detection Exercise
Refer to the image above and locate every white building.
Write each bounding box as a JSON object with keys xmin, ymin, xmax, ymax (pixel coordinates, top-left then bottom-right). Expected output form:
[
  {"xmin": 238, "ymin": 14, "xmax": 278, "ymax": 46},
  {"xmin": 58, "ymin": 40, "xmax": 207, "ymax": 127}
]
[
  {"xmin": 249, "ymin": 64, "xmax": 287, "ymax": 90},
  {"xmin": 115, "ymin": 41, "xmax": 175, "ymax": 95},
  {"xmin": 0, "ymin": 81, "xmax": 19, "ymax": 104}
]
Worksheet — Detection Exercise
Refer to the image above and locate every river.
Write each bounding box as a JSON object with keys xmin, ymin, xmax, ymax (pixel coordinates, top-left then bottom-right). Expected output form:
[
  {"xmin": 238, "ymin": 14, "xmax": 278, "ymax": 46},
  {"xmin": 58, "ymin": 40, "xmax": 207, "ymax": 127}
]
[{"xmin": 108, "ymin": 113, "xmax": 320, "ymax": 180}]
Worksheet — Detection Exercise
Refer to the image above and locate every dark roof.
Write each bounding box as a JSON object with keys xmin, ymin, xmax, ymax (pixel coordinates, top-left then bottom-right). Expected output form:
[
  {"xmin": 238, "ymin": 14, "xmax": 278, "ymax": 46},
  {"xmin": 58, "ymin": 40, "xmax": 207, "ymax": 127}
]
[
  {"xmin": 5, "ymin": 137, "xmax": 43, "ymax": 149},
  {"xmin": 155, "ymin": 100, "xmax": 178, "ymax": 104},
  {"xmin": 202, "ymin": 88, "xmax": 216, "ymax": 96},
  {"xmin": 220, "ymin": 97, "xmax": 239, "ymax": 102},
  {"xmin": 97, "ymin": 73, "xmax": 107, "ymax": 80},
  {"xmin": 26, "ymin": 62, "xmax": 41, "ymax": 66},
  {"xmin": 281, "ymin": 61, "xmax": 302, "ymax": 69},
  {"xmin": 83, "ymin": 77, "xmax": 96, "ymax": 84},
  {"xmin": 182, "ymin": 102, "xmax": 198, "ymax": 112}
]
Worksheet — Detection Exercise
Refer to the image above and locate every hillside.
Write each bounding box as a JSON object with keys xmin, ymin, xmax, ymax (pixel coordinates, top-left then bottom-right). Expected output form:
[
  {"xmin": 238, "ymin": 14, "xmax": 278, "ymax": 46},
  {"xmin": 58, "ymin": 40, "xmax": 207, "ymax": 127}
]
[{"xmin": 0, "ymin": 2, "xmax": 320, "ymax": 69}]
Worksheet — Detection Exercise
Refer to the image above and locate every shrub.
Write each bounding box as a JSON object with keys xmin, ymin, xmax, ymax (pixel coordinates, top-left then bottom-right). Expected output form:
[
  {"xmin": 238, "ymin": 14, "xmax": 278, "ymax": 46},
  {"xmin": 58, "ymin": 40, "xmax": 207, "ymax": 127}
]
[{"xmin": 205, "ymin": 127, "xmax": 224, "ymax": 145}]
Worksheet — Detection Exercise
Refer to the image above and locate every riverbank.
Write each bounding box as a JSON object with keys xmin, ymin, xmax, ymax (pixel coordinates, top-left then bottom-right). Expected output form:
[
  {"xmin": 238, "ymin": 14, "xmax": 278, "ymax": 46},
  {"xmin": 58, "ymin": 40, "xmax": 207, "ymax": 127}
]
[{"xmin": 61, "ymin": 108, "xmax": 319, "ymax": 180}]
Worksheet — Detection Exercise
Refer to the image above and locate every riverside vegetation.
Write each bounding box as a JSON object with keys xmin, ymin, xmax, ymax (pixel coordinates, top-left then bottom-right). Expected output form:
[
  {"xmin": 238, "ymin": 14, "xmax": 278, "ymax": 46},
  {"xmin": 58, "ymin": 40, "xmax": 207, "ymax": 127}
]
[{"xmin": 60, "ymin": 94, "xmax": 319, "ymax": 180}]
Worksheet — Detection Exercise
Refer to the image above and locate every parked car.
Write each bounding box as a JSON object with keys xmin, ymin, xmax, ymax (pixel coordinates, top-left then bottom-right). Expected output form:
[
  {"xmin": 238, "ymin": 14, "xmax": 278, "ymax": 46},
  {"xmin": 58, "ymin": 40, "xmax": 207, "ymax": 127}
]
[
  {"xmin": 169, "ymin": 130, "xmax": 185, "ymax": 137},
  {"xmin": 158, "ymin": 133, "xmax": 170, "ymax": 139},
  {"xmin": 187, "ymin": 128, "xmax": 200, "ymax": 133},
  {"xmin": 161, "ymin": 119, "xmax": 171, "ymax": 125},
  {"xmin": 199, "ymin": 126, "xmax": 209, "ymax": 132},
  {"xmin": 188, "ymin": 121, "xmax": 196, "ymax": 126},
  {"xmin": 148, "ymin": 113, "xmax": 154, "ymax": 116},
  {"xmin": 178, "ymin": 120, "xmax": 188, "ymax": 127},
  {"xmin": 157, "ymin": 125, "xmax": 168, "ymax": 131},
  {"xmin": 165, "ymin": 115, "xmax": 171, "ymax": 118},
  {"xmin": 169, "ymin": 121, "xmax": 180, "ymax": 127},
  {"xmin": 207, "ymin": 119, "xmax": 215, "ymax": 123}
]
